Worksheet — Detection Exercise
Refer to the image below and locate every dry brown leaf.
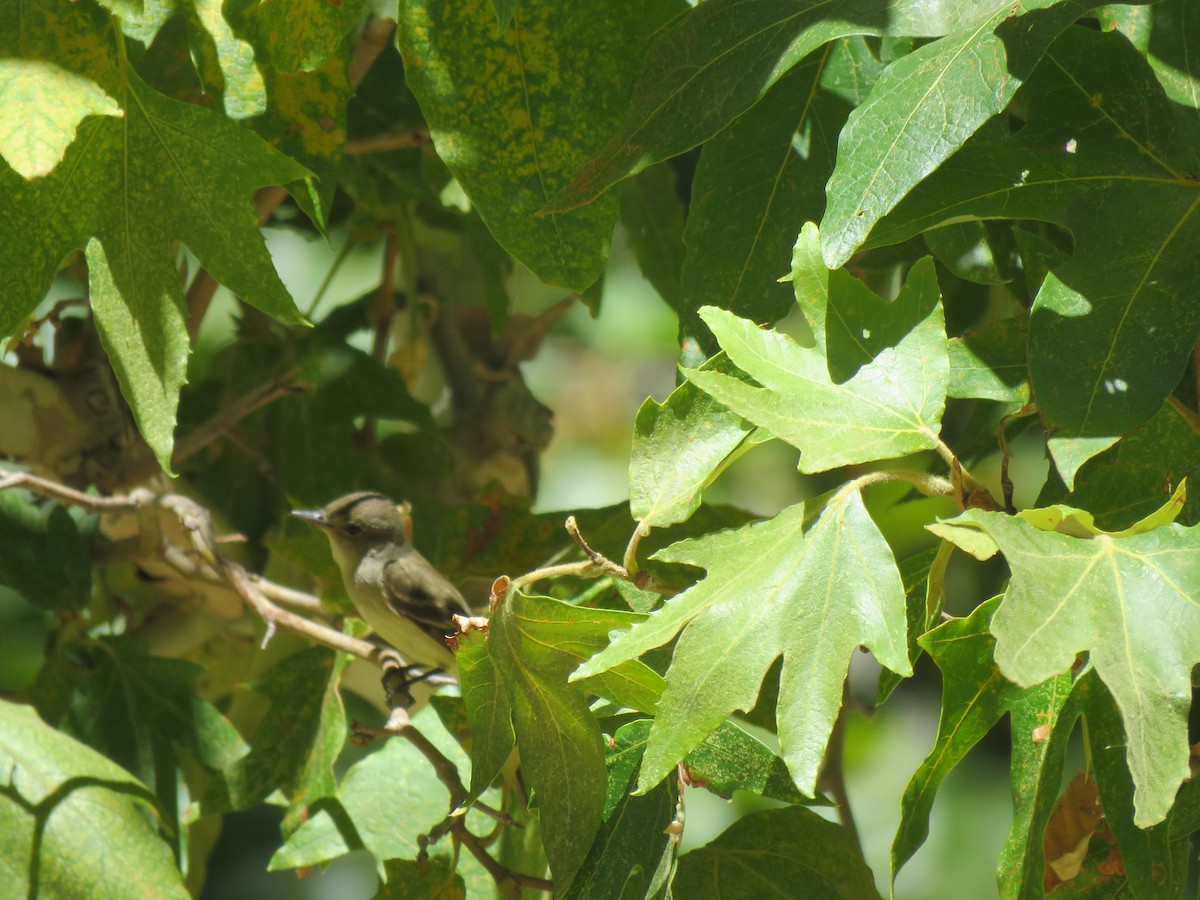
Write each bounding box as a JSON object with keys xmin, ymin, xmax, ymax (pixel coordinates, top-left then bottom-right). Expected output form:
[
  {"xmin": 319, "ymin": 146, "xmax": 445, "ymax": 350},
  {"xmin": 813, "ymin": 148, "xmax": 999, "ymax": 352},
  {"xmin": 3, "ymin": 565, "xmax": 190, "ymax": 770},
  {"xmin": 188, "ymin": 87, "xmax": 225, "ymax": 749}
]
[{"xmin": 1043, "ymin": 770, "xmax": 1103, "ymax": 892}]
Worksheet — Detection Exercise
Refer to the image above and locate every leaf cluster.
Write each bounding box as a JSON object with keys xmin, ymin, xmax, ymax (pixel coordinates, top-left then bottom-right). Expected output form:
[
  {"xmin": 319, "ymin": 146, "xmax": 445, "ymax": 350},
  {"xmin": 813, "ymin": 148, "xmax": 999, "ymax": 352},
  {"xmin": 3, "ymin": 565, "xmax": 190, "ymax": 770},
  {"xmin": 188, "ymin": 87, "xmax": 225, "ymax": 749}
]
[{"xmin": 2, "ymin": 1, "xmax": 1200, "ymax": 898}]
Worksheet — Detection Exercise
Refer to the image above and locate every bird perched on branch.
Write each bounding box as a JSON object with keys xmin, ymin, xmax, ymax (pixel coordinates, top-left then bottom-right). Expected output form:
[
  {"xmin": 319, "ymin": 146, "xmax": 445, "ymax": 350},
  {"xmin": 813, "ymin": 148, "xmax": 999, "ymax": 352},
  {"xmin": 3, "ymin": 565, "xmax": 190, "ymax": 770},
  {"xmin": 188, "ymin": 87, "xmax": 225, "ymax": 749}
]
[{"xmin": 292, "ymin": 492, "xmax": 471, "ymax": 704}]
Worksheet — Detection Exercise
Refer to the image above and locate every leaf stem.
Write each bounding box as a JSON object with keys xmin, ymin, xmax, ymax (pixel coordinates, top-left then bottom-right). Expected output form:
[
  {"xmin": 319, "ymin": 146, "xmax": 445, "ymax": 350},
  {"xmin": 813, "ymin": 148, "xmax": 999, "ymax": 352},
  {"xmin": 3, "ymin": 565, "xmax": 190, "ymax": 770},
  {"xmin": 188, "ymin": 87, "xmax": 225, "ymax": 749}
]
[{"xmin": 846, "ymin": 468, "xmax": 954, "ymax": 498}]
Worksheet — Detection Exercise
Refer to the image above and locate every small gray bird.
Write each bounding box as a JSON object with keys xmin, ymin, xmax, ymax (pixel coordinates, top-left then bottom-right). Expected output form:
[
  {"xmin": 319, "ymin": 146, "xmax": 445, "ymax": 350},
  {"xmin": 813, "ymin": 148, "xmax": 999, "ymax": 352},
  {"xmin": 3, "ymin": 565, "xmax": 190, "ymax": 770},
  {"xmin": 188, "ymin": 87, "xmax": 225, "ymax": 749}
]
[{"xmin": 291, "ymin": 492, "xmax": 471, "ymax": 682}]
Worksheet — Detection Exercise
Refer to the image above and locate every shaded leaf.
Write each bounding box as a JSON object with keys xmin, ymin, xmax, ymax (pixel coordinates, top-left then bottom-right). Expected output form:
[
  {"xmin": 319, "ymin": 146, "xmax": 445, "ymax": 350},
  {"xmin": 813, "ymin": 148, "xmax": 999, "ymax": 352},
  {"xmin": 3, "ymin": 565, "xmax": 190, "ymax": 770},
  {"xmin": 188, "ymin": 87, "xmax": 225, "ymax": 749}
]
[
  {"xmin": 867, "ymin": 25, "xmax": 1200, "ymax": 486},
  {"xmin": 999, "ymin": 668, "xmax": 1080, "ymax": 898},
  {"xmin": 620, "ymin": 163, "xmax": 686, "ymax": 310},
  {"xmin": 678, "ymin": 39, "xmax": 880, "ymax": 352},
  {"xmin": 1038, "ymin": 402, "xmax": 1200, "ymax": 530},
  {"xmin": 545, "ymin": 0, "xmax": 1011, "ymax": 213},
  {"xmin": 877, "ymin": 542, "xmax": 949, "ymax": 704},
  {"xmin": 575, "ymin": 487, "xmax": 909, "ymax": 798},
  {"xmin": 1076, "ymin": 672, "xmax": 1185, "ymax": 897},
  {"xmin": 0, "ymin": 699, "xmax": 188, "ymax": 899},
  {"xmin": 48, "ymin": 638, "xmax": 248, "ymax": 810},
  {"xmin": 683, "ymin": 720, "xmax": 819, "ymax": 805},
  {"xmin": 685, "ymin": 255, "xmax": 947, "ymax": 473},
  {"xmin": 204, "ymin": 647, "xmax": 346, "ymax": 814},
  {"xmin": 892, "ymin": 597, "xmax": 1028, "ymax": 884},
  {"xmin": 0, "ymin": 493, "xmax": 93, "ymax": 611},
  {"xmin": 488, "ymin": 590, "xmax": 648, "ymax": 885},
  {"xmin": 1042, "ymin": 770, "xmax": 1103, "ymax": 891},
  {"xmin": 821, "ymin": 0, "xmax": 1130, "ymax": 266},
  {"xmin": 227, "ymin": 0, "xmax": 365, "ymax": 73},
  {"xmin": 562, "ymin": 720, "xmax": 676, "ymax": 900},
  {"xmin": 947, "ymin": 314, "xmax": 1029, "ymax": 402},
  {"xmin": 673, "ymin": 805, "xmax": 881, "ymax": 899},
  {"xmin": 923, "ymin": 221, "xmax": 1005, "ymax": 285},
  {"xmin": 377, "ymin": 857, "xmax": 465, "ymax": 899}
]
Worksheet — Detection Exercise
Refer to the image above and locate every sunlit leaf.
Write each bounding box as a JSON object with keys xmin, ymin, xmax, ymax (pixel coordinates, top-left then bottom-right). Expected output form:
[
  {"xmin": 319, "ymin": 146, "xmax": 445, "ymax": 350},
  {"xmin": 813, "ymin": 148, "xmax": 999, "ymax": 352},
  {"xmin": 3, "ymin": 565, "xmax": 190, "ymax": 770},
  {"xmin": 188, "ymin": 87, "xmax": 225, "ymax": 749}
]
[
  {"xmin": 685, "ymin": 254, "xmax": 947, "ymax": 473},
  {"xmin": 396, "ymin": 0, "xmax": 669, "ymax": 290},
  {"xmin": 575, "ymin": 486, "xmax": 909, "ymax": 797},
  {"xmin": 954, "ymin": 507, "xmax": 1200, "ymax": 827},
  {"xmin": 0, "ymin": 699, "xmax": 188, "ymax": 899}
]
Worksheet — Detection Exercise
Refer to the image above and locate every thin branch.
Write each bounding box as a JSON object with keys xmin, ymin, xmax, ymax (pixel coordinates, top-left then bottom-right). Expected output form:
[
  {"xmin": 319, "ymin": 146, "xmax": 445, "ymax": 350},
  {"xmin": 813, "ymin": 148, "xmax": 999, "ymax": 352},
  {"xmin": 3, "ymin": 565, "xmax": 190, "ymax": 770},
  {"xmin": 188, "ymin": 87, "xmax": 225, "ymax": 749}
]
[
  {"xmin": 354, "ymin": 708, "xmax": 553, "ymax": 893},
  {"xmin": 344, "ymin": 128, "xmax": 430, "ymax": 155},
  {"xmin": 172, "ymin": 369, "xmax": 306, "ymax": 465},
  {"xmin": 1168, "ymin": 395, "xmax": 1200, "ymax": 433},
  {"xmin": 0, "ymin": 468, "xmax": 146, "ymax": 510},
  {"xmin": 349, "ymin": 16, "xmax": 396, "ymax": 87},
  {"xmin": 249, "ymin": 575, "xmax": 326, "ymax": 614},
  {"xmin": 565, "ymin": 516, "xmax": 627, "ymax": 579}
]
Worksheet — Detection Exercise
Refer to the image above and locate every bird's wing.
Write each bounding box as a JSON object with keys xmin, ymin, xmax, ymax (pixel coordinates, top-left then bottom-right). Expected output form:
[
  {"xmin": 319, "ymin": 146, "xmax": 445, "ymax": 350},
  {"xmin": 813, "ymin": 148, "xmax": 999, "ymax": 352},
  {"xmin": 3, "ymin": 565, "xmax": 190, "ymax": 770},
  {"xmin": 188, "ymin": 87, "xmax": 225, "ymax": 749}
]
[{"xmin": 382, "ymin": 555, "xmax": 471, "ymax": 643}]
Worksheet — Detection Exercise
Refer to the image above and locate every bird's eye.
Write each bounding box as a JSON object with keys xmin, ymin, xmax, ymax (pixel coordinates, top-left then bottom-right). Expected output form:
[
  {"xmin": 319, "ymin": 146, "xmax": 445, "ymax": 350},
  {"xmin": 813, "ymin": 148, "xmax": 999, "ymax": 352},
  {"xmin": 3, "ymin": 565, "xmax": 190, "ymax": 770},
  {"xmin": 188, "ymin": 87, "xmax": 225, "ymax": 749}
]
[{"xmin": 346, "ymin": 524, "xmax": 363, "ymax": 536}]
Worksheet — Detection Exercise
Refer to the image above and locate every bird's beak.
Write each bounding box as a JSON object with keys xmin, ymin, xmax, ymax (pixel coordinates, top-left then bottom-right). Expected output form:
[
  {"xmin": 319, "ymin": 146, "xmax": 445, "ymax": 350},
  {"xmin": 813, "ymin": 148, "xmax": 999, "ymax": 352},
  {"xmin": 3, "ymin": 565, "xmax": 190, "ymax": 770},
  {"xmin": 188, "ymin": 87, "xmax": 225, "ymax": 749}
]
[{"xmin": 291, "ymin": 508, "xmax": 333, "ymax": 530}]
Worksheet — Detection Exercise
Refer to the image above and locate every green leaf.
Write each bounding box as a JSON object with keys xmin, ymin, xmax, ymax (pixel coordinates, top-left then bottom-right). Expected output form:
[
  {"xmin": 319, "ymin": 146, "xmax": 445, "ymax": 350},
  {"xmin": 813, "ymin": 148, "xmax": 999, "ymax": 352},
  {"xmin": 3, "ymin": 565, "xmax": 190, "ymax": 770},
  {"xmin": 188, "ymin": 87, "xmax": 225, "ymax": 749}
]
[
  {"xmin": 673, "ymin": 805, "xmax": 882, "ymax": 899},
  {"xmin": 998, "ymin": 668, "xmax": 1080, "ymax": 898},
  {"xmin": 957, "ymin": 507, "xmax": 1200, "ymax": 827},
  {"xmin": 204, "ymin": 647, "xmax": 346, "ymax": 814},
  {"xmin": 0, "ymin": 493, "xmax": 93, "ymax": 610},
  {"xmin": 892, "ymin": 598, "xmax": 1025, "ymax": 885},
  {"xmin": 619, "ymin": 163, "xmax": 685, "ymax": 310},
  {"xmin": 270, "ymin": 706, "xmax": 493, "ymax": 888},
  {"xmin": 376, "ymin": 857, "xmax": 466, "ymax": 899},
  {"xmin": 821, "ymin": 0, "xmax": 1125, "ymax": 267},
  {"xmin": 877, "ymin": 543, "xmax": 949, "ymax": 703},
  {"xmin": 1144, "ymin": 0, "xmax": 1200, "ymax": 150},
  {"xmin": 683, "ymin": 720, "xmax": 818, "ymax": 805},
  {"xmin": 922, "ymin": 221, "xmax": 1005, "ymax": 285},
  {"xmin": 396, "ymin": 0, "xmax": 667, "ymax": 290},
  {"xmin": 0, "ymin": 0, "xmax": 120, "ymax": 179},
  {"xmin": 1038, "ymin": 402, "xmax": 1200, "ymax": 530},
  {"xmin": 947, "ymin": 314, "xmax": 1029, "ymax": 402},
  {"xmin": 50, "ymin": 638, "xmax": 248, "ymax": 804},
  {"xmin": 562, "ymin": 720, "xmax": 677, "ymax": 900},
  {"xmin": 575, "ymin": 487, "xmax": 910, "ymax": 797},
  {"xmin": 0, "ymin": 698, "xmax": 188, "ymax": 900},
  {"xmin": 678, "ymin": 39, "xmax": 880, "ymax": 352},
  {"xmin": 629, "ymin": 360, "xmax": 754, "ymax": 532},
  {"xmin": 685, "ymin": 256, "xmax": 947, "ymax": 473},
  {"xmin": 457, "ymin": 627, "xmax": 515, "ymax": 800},
  {"xmin": 225, "ymin": 0, "xmax": 365, "ymax": 73},
  {"xmin": 544, "ymin": 0, "xmax": 1012, "ymax": 213},
  {"xmin": 488, "ymin": 590, "xmax": 647, "ymax": 885},
  {"xmin": 867, "ymin": 25, "xmax": 1200, "ymax": 486},
  {"xmin": 492, "ymin": 0, "xmax": 519, "ymax": 31},
  {"xmin": 1077, "ymin": 673, "xmax": 1185, "ymax": 897},
  {"xmin": 0, "ymin": 54, "xmax": 307, "ymax": 469}
]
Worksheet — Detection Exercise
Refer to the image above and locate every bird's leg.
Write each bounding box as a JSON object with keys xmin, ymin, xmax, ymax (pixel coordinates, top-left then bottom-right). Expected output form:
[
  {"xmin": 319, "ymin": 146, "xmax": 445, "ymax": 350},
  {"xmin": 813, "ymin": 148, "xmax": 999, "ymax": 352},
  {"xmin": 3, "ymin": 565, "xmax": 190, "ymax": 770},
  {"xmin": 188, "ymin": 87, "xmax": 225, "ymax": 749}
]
[{"xmin": 379, "ymin": 649, "xmax": 454, "ymax": 709}]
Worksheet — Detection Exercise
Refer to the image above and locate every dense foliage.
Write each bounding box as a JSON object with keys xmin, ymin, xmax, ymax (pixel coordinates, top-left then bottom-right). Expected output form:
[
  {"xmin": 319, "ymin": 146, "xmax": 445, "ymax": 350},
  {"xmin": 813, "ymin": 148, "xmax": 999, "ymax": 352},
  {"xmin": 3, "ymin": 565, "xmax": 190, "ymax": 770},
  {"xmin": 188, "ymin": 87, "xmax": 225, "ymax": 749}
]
[{"xmin": 2, "ymin": 1, "xmax": 1200, "ymax": 897}]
